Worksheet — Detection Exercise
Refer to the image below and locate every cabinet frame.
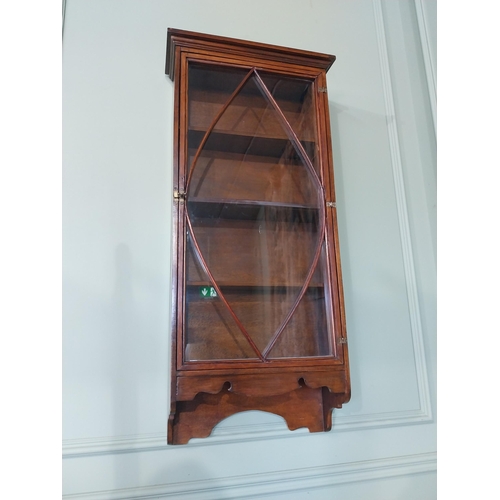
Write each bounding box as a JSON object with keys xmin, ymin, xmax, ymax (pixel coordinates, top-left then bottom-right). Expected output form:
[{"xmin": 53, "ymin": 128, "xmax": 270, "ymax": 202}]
[{"xmin": 166, "ymin": 29, "xmax": 350, "ymax": 444}]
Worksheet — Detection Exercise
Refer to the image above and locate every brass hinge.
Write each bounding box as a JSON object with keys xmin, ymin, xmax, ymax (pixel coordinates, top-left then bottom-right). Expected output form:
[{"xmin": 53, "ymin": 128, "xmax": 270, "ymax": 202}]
[
  {"xmin": 326, "ymin": 201, "xmax": 336, "ymax": 208},
  {"xmin": 173, "ymin": 189, "xmax": 186, "ymax": 202},
  {"xmin": 318, "ymin": 87, "xmax": 328, "ymax": 93},
  {"xmin": 338, "ymin": 337, "xmax": 347, "ymax": 344}
]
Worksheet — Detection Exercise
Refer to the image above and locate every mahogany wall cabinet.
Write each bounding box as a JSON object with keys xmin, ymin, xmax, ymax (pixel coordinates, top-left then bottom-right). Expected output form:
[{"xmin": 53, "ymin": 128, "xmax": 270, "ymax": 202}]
[{"xmin": 165, "ymin": 29, "xmax": 350, "ymax": 444}]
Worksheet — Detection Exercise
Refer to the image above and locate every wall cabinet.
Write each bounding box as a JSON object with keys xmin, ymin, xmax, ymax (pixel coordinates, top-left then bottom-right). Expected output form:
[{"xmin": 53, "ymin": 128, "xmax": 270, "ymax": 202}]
[{"xmin": 166, "ymin": 29, "xmax": 350, "ymax": 444}]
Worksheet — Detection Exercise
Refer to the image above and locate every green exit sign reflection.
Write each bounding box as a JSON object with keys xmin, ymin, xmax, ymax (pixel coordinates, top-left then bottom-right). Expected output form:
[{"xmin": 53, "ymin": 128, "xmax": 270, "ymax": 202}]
[{"xmin": 199, "ymin": 286, "xmax": 217, "ymax": 298}]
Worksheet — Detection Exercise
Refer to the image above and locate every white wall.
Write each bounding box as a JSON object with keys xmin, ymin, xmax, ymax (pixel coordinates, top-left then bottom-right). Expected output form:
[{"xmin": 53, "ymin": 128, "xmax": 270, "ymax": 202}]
[{"xmin": 62, "ymin": 0, "xmax": 436, "ymax": 498}]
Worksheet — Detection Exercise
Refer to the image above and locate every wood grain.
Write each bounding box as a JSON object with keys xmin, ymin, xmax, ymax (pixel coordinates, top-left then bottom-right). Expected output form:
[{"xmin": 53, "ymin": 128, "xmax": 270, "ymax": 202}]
[{"xmin": 166, "ymin": 28, "xmax": 350, "ymax": 445}]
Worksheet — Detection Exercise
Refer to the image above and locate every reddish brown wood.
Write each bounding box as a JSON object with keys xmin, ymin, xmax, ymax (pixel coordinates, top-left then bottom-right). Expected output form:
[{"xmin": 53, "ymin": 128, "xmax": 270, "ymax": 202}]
[
  {"xmin": 187, "ymin": 151, "xmax": 316, "ymax": 204},
  {"xmin": 166, "ymin": 29, "xmax": 350, "ymax": 444},
  {"xmin": 176, "ymin": 371, "xmax": 347, "ymax": 401},
  {"xmin": 170, "ymin": 383, "xmax": 345, "ymax": 445},
  {"xmin": 166, "ymin": 28, "xmax": 336, "ymax": 80},
  {"xmin": 315, "ymin": 71, "xmax": 350, "ymax": 365}
]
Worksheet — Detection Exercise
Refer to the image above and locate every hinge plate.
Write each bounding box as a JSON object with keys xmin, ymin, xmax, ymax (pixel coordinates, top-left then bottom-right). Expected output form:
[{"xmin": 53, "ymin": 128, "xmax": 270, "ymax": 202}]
[
  {"xmin": 318, "ymin": 87, "xmax": 328, "ymax": 93},
  {"xmin": 174, "ymin": 189, "xmax": 186, "ymax": 202},
  {"xmin": 338, "ymin": 338, "xmax": 347, "ymax": 344},
  {"xmin": 326, "ymin": 201, "xmax": 336, "ymax": 208}
]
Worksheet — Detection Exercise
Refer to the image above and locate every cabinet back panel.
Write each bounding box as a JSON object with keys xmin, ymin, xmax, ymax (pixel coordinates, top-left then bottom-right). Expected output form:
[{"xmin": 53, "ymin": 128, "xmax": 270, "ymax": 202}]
[{"xmin": 188, "ymin": 150, "xmax": 316, "ymax": 205}]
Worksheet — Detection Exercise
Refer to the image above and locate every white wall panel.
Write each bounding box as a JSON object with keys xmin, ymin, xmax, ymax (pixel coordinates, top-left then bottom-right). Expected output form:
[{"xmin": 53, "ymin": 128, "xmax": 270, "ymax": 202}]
[
  {"xmin": 414, "ymin": 0, "xmax": 437, "ymax": 132},
  {"xmin": 63, "ymin": 0, "xmax": 436, "ymax": 497}
]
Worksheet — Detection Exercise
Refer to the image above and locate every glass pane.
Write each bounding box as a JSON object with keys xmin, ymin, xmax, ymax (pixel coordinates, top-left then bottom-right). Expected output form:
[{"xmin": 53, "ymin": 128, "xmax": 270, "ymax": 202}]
[
  {"xmin": 188, "ymin": 64, "xmax": 251, "ymax": 155},
  {"xmin": 260, "ymin": 73, "xmax": 320, "ymax": 174},
  {"xmin": 184, "ymin": 63, "xmax": 332, "ymax": 361},
  {"xmin": 267, "ymin": 244, "xmax": 332, "ymax": 358},
  {"xmin": 185, "ymin": 233, "xmax": 258, "ymax": 361}
]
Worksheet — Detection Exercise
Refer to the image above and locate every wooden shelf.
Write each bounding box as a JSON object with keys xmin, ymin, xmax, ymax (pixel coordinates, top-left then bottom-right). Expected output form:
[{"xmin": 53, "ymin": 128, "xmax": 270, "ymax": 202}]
[
  {"xmin": 187, "ymin": 198, "xmax": 319, "ymax": 222},
  {"xmin": 185, "ymin": 282, "xmax": 325, "ymax": 288},
  {"xmin": 188, "ymin": 129, "xmax": 315, "ymax": 159}
]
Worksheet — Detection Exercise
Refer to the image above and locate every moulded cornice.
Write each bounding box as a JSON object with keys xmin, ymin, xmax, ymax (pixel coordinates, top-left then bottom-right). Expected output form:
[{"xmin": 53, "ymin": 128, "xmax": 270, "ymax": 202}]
[{"xmin": 165, "ymin": 28, "xmax": 336, "ymax": 80}]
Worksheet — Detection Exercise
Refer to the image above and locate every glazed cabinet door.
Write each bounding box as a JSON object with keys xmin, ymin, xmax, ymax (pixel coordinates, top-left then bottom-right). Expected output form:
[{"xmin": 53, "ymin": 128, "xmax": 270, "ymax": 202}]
[{"xmin": 178, "ymin": 60, "xmax": 341, "ymax": 366}]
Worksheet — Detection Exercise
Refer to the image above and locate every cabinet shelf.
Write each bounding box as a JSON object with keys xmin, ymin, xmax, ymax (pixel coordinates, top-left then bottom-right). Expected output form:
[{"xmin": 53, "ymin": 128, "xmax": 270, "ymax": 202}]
[
  {"xmin": 188, "ymin": 129, "xmax": 315, "ymax": 159},
  {"xmin": 187, "ymin": 198, "xmax": 319, "ymax": 222},
  {"xmin": 185, "ymin": 282, "xmax": 325, "ymax": 289}
]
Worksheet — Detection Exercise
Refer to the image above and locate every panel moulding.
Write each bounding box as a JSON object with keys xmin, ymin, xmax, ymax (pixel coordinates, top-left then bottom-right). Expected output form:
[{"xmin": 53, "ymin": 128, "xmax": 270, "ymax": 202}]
[
  {"xmin": 63, "ymin": 405, "xmax": 431, "ymax": 457},
  {"xmin": 413, "ymin": 0, "xmax": 437, "ymax": 134},
  {"xmin": 62, "ymin": 452, "xmax": 437, "ymax": 500},
  {"xmin": 372, "ymin": 0, "xmax": 433, "ymax": 423}
]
